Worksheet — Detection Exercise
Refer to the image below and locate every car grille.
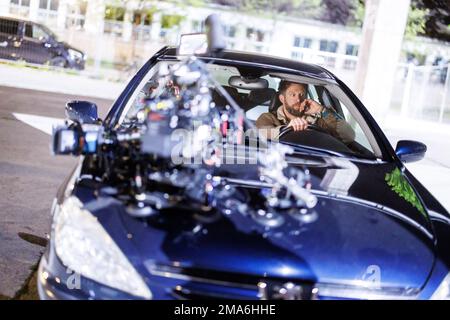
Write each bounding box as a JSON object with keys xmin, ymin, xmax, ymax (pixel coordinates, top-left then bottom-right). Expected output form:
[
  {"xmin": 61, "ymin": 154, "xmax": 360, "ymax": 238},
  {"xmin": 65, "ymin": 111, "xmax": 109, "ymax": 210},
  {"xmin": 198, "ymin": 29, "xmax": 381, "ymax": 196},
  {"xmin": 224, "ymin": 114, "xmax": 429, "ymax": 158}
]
[
  {"xmin": 148, "ymin": 263, "xmax": 316, "ymax": 300},
  {"xmin": 148, "ymin": 263, "xmax": 422, "ymax": 300}
]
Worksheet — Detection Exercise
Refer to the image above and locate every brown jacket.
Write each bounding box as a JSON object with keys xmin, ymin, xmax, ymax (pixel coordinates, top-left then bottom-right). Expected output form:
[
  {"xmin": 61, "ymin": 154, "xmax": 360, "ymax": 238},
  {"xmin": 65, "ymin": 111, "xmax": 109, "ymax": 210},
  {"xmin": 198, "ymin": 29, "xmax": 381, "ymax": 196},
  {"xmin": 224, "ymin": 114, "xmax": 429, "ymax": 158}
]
[{"xmin": 256, "ymin": 106, "xmax": 355, "ymax": 143}]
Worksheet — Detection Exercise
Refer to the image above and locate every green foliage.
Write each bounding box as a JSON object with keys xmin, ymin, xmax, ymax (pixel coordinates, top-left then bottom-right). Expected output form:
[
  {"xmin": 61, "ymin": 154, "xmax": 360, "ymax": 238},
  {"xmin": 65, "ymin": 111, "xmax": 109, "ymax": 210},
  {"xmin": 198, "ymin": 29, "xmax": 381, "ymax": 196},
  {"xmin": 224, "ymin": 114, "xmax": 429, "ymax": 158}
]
[
  {"xmin": 385, "ymin": 168, "xmax": 426, "ymax": 217},
  {"xmin": 133, "ymin": 6, "xmax": 159, "ymax": 25},
  {"xmin": 405, "ymin": 6, "xmax": 429, "ymax": 40},
  {"xmin": 349, "ymin": 0, "xmax": 364, "ymax": 27},
  {"xmin": 104, "ymin": 5, "xmax": 126, "ymax": 21},
  {"xmin": 206, "ymin": 0, "xmax": 323, "ymax": 19},
  {"xmin": 346, "ymin": 1, "xmax": 429, "ymax": 39},
  {"xmin": 161, "ymin": 14, "xmax": 185, "ymax": 29}
]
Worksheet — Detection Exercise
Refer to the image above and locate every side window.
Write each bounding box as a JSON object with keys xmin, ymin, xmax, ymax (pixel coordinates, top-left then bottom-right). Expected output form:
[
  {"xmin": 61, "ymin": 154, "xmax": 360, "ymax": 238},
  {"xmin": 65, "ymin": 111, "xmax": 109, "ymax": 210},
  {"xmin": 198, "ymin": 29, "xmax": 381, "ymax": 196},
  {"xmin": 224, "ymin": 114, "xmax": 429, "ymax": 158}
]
[
  {"xmin": 25, "ymin": 24, "xmax": 48, "ymax": 40},
  {"xmin": 0, "ymin": 19, "xmax": 19, "ymax": 36},
  {"xmin": 335, "ymin": 99, "xmax": 374, "ymax": 153},
  {"xmin": 24, "ymin": 24, "xmax": 33, "ymax": 38},
  {"xmin": 307, "ymin": 85, "xmax": 319, "ymax": 101},
  {"xmin": 314, "ymin": 85, "xmax": 375, "ymax": 154}
]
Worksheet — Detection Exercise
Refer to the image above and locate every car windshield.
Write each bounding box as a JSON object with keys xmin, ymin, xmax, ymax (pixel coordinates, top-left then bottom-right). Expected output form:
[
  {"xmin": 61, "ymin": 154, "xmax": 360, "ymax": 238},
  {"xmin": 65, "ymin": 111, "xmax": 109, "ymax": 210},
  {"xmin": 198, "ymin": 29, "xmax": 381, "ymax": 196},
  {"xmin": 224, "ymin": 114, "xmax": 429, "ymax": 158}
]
[
  {"xmin": 40, "ymin": 24, "xmax": 58, "ymax": 41},
  {"xmin": 118, "ymin": 60, "xmax": 382, "ymax": 160}
]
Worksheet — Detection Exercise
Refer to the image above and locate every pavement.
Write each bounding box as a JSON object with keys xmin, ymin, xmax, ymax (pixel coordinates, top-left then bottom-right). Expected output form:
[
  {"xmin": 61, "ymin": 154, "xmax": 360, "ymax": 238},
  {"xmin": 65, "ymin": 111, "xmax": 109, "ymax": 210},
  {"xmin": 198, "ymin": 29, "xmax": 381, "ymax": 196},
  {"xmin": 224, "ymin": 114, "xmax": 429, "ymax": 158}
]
[
  {"xmin": 0, "ymin": 86, "xmax": 112, "ymax": 298},
  {"xmin": 0, "ymin": 63, "xmax": 126, "ymax": 100}
]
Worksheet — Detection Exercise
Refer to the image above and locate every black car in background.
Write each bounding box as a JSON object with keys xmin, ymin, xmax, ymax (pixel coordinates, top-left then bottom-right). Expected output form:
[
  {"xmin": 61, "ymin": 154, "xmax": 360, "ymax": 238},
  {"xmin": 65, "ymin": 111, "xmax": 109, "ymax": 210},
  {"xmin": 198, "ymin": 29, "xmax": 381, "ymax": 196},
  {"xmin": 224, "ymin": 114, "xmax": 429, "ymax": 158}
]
[{"xmin": 0, "ymin": 16, "xmax": 85, "ymax": 70}]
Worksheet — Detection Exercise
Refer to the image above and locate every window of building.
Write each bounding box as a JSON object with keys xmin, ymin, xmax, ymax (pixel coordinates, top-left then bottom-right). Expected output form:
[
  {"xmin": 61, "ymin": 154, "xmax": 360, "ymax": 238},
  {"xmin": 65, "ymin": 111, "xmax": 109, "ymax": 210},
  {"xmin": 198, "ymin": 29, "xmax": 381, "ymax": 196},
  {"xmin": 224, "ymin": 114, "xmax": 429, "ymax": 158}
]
[
  {"xmin": 191, "ymin": 20, "xmax": 204, "ymax": 33},
  {"xmin": 104, "ymin": 5, "xmax": 125, "ymax": 22},
  {"xmin": 161, "ymin": 14, "xmax": 184, "ymax": 29},
  {"xmin": 291, "ymin": 51, "xmax": 304, "ymax": 60},
  {"xmin": 39, "ymin": 0, "xmax": 59, "ymax": 11},
  {"xmin": 11, "ymin": 0, "xmax": 30, "ymax": 6},
  {"xmin": 293, "ymin": 36, "xmax": 312, "ymax": 48},
  {"xmin": 246, "ymin": 28, "xmax": 265, "ymax": 42},
  {"xmin": 319, "ymin": 40, "xmax": 338, "ymax": 53},
  {"xmin": 133, "ymin": 9, "xmax": 155, "ymax": 26},
  {"xmin": 345, "ymin": 44, "xmax": 359, "ymax": 56},
  {"xmin": 223, "ymin": 25, "xmax": 236, "ymax": 38}
]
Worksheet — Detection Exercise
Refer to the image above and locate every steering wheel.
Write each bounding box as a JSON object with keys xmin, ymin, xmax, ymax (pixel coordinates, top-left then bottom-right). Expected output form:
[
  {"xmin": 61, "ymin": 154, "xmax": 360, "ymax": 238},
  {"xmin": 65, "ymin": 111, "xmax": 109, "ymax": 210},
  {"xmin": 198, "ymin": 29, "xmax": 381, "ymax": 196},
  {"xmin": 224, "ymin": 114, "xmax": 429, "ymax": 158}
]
[
  {"xmin": 278, "ymin": 124, "xmax": 353, "ymax": 154},
  {"xmin": 279, "ymin": 123, "xmax": 327, "ymax": 138}
]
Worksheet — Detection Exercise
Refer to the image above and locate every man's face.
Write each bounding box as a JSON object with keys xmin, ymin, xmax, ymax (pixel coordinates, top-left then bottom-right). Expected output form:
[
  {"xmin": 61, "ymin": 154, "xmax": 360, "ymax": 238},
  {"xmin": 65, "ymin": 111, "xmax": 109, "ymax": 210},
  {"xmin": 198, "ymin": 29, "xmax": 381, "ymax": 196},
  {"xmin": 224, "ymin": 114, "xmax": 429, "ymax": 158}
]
[{"xmin": 280, "ymin": 83, "xmax": 307, "ymax": 117}]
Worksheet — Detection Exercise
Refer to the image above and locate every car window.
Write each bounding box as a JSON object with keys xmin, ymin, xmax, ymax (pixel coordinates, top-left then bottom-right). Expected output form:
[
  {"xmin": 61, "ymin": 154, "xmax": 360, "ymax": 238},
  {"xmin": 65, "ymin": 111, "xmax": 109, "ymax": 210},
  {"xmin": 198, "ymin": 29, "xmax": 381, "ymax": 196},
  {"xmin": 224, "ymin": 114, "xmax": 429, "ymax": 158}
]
[
  {"xmin": 336, "ymin": 98, "xmax": 374, "ymax": 152},
  {"xmin": 119, "ymin": 60, "xmax": 380, "ymax": 159},
  {"xmin": 0, "ymin": 19, "xmax": 19, "ymax": 36},
  {"xmin": 25, "ymin": 24, "xmax": 48, "ymax": 40}
]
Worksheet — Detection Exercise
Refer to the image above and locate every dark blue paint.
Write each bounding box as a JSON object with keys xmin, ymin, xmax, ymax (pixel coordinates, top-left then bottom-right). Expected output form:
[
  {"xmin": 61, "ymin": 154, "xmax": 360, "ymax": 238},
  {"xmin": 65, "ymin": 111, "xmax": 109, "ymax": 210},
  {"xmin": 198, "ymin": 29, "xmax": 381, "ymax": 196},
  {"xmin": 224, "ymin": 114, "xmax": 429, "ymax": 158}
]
[
  {"xmin": 65, "ymin": 100, "xmax": 98, "ymax": 124},
  {"xmin": 395, "ymin": 140, "xmax": 427, "ymax": 163}
]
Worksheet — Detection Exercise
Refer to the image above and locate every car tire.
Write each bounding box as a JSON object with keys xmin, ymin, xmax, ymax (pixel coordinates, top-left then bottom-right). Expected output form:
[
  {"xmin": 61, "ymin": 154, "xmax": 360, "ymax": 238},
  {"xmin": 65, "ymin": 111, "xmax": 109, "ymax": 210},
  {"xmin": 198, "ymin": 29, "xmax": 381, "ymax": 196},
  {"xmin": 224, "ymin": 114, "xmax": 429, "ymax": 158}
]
[{"xmin": 49, "ymin": 56, "xmax": 67, "ymax": 68}]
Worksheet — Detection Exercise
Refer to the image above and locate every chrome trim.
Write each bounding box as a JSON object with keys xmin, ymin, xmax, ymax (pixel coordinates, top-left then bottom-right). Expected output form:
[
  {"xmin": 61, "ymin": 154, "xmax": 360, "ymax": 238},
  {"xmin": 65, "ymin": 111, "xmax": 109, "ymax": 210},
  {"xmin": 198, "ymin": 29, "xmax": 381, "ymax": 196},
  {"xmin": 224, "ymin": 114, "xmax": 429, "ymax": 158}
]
[
  {"xmin": 428, "ymin": 210, "xmax": 450, "ymax": 225},
  {"xmin": 314, "ymin": 282, "xmax": 420, "ymax": 300},
  {"xmin": 149, "ymin": 264, "xmax": 420, "ymax": 300},
  {"xmin": 147, "ymin": 265, "xmax": 256, "ymax": 290}
]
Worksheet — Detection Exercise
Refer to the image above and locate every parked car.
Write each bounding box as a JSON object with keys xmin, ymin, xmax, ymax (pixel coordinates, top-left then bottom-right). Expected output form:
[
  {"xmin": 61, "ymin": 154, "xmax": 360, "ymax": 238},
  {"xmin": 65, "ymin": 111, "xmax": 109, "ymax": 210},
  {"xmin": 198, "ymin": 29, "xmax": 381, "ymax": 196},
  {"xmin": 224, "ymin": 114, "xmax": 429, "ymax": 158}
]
[
  {"xmin": 37, "ymin": 38, "xmax": 450, "ymax": 300},
  {"xmin": 0, "ymin": 16, "xmax": 85, "ymax": 70}
]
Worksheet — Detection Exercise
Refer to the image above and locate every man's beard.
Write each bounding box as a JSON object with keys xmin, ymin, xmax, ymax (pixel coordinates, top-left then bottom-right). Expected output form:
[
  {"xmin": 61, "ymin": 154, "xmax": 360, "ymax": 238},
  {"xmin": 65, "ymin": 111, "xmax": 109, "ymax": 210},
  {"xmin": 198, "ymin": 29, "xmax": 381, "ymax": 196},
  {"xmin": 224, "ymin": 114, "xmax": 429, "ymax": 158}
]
[{"xmin": 285, "ymin": 102, "xmax": 304, "ymax": 117}]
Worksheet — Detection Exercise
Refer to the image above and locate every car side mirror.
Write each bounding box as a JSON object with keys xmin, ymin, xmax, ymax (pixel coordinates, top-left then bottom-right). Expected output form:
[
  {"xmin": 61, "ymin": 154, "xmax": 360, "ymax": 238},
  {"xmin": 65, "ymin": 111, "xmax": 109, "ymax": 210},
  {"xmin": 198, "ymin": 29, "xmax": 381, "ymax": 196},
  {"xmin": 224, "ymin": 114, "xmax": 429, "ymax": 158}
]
[
  {"xmin": 65, "ymin": 100, "xmax": 99, "ymax": 124},
  {"xmin": 395, "ymin": 140, "xmax": 427, "ymax": 163}
]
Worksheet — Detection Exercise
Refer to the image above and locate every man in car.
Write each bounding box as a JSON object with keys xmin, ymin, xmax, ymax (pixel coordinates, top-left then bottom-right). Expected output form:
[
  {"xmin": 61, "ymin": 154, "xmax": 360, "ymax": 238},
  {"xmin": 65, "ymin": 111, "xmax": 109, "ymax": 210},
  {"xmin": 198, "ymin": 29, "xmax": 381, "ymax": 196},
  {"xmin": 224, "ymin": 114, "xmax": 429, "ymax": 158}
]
[{"xmin": 256, "ymin": 80, "xmax": 355, "ymax": 143}]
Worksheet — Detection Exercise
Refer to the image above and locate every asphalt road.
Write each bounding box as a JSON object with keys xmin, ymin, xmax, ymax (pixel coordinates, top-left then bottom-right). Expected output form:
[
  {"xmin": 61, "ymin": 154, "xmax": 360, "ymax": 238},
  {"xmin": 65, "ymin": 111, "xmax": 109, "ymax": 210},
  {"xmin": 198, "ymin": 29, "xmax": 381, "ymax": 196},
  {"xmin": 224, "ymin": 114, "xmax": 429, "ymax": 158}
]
[{"xmin": 0, "ymin": 85, "xmax": 113, "ymax": 298}]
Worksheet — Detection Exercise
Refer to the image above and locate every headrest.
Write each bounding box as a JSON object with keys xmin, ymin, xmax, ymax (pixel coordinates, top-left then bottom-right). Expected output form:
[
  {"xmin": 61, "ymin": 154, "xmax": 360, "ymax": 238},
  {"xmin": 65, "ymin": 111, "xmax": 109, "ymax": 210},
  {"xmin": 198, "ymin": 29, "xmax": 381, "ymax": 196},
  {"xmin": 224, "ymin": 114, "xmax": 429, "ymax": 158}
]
[
  {"xmin": 212, "ymin": 86, "xmax": 242, "ymax": 106},
  {"xmin": 247, "ymin": 88, "xmax": 276, "ymax": 106},
  {"xmin": 268, "ymin": 91, "xmax": 282, "ymax": 113}
]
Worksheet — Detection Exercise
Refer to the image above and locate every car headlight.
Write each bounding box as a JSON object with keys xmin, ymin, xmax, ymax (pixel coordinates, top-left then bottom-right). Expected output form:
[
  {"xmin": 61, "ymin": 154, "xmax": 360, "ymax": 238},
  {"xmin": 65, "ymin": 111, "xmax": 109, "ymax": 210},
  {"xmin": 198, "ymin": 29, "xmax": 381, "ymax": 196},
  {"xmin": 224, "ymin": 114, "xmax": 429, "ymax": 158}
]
[
  {"xmin": 68, "ymin": 49, "xmax": 83, "ymax": 60},
  {"xmin": 431, "ymin": 272, "xmax": 450, "ymax": 300},
  {"xmin": 54, "ymin": 196, "xmax": 152, "ymax": 299}
]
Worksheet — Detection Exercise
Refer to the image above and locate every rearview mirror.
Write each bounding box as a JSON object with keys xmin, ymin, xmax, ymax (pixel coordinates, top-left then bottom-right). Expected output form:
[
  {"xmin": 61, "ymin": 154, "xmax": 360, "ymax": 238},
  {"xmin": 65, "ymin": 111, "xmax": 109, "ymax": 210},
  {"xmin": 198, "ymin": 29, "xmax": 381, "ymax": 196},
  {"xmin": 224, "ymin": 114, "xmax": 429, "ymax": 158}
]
[
  {"xmin": 65, "ymin": 100, "xmax": 98, "ymax": 124},
  {"xmin": 177, "ymin": 14, "xmax": 225, "ymax": 56},
  {"xmin": 228, "ymin": 76, "xmax": 269, "ymax": 89},
  {"xmin": 395, "ymin": 140, "xmax": 427, "ymax": 163},
  {"xmin": 177, "ymin": 33, "xmax": 208, "ymax": 56}
]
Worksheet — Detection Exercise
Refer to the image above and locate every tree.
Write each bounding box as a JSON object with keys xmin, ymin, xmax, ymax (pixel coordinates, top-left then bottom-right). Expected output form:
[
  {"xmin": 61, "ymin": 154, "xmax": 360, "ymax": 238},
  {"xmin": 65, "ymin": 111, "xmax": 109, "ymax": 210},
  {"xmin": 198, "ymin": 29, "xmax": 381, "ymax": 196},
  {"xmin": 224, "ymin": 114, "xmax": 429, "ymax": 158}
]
[
  {"xmin": 414, "ymin": 0, "xmax": 450, "ymax": 42},
  {"xmin": 405, "ymin": 4, "xmax": 429, "ymax": 40},
  {"xmin": 169, "ymin": 0, "xmax": 449, "ymax": 41},
  {"xmin": 320, "ymin": 0, "xmax": 357, "ymax": 25},
  {"xmin": 209, "ymin": 0, "xmax": 323, "ymax": 19},
  {"xmin": 344, "ymin": 0, "xmax": 438, "ymax": 40}
]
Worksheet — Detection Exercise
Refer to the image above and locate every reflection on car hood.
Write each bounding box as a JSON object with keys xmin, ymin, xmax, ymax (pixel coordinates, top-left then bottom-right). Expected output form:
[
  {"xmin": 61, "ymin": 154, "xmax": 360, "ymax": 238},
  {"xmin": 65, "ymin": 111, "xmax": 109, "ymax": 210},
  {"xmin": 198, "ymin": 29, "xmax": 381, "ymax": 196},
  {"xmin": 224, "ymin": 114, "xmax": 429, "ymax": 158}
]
[{"xmin": 76, "ymin": 155, "xmax": 435, "ymax": 293}]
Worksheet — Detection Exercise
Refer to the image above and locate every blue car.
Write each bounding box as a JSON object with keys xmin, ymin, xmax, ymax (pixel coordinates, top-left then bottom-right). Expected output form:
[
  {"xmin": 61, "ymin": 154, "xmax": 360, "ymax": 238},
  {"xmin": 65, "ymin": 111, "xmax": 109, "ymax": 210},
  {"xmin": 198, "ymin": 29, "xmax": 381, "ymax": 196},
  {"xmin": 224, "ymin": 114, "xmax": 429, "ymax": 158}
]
[{"xmin": 37, "ymin": 44, "xmax": 450, "ymax": 300}]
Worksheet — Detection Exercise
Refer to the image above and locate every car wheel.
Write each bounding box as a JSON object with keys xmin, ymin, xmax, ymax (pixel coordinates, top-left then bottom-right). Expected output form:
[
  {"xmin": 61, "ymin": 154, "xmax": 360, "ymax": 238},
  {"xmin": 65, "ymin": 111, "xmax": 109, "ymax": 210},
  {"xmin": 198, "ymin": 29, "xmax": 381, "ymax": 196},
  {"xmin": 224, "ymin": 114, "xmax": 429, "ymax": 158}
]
[{"xmin": 49, "ymin": 56, "xmax": 67, "ymax": 68}]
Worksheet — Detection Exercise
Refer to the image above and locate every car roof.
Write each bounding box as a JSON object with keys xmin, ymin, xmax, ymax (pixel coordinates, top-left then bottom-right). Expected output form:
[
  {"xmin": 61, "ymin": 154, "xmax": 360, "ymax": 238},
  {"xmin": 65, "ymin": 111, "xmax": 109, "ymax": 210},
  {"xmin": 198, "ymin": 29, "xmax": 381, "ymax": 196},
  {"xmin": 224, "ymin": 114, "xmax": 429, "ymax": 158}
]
[
  {"xmin": 0, "ymin": 15, "xmax": 40, "ymax": 25},
  {"xmin": 159, "ymin": 46, "xmax": 336, "ymax": 82}
]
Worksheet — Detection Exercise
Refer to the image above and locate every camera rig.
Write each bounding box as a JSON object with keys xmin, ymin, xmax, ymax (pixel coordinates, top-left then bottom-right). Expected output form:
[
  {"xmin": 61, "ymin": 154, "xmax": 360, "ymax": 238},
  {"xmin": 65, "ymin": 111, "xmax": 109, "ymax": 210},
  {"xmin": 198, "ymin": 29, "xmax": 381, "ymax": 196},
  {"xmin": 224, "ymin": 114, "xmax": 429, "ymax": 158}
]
[{"xmin": 52, "ymin": 14, "xmax": 318, "ymax": 229}]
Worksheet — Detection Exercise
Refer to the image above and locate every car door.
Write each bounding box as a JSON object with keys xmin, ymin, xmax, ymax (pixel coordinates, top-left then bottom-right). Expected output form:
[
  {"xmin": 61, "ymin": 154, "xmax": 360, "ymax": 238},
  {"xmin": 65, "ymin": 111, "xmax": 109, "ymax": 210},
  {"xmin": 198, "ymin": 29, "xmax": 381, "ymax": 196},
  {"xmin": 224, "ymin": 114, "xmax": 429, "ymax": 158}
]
[
  {"xmin": 20, "ymin": 22, "xmax": 53, "ymax": 64},
  {"xmin": 0, "ymin": 18, "xmax": 21, "ymax": 61}
]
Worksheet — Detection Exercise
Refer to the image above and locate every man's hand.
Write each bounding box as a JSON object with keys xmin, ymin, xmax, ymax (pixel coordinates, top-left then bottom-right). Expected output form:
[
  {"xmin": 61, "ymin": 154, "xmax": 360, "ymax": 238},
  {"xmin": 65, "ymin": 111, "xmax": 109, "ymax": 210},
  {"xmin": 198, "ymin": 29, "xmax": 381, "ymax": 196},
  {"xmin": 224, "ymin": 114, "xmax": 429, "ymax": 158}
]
[
  {"xmin": 301, "ymin": 99, "xmax": 324, "ymax": 115},
  {"xmin": 287, "ymin": 117, "xmax": 309, "ymax": 131}
]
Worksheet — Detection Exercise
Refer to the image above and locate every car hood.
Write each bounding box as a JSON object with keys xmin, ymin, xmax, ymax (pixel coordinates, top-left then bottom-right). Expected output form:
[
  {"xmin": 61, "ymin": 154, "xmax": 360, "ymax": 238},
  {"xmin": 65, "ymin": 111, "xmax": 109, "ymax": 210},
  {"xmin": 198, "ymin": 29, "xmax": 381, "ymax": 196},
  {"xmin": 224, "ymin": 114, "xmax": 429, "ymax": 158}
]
[
  {"xmin": 78, "ymin": 154, "xmax": 435, "ymax": 295},
  {"xmin": 59, "ymin": 41, "xmax": 83, "ymax": 54}
]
